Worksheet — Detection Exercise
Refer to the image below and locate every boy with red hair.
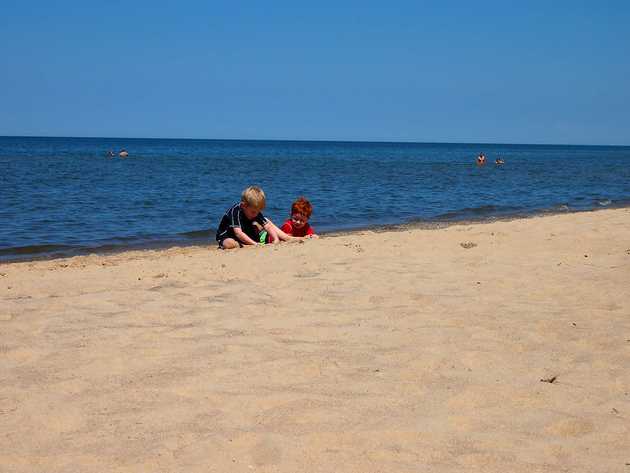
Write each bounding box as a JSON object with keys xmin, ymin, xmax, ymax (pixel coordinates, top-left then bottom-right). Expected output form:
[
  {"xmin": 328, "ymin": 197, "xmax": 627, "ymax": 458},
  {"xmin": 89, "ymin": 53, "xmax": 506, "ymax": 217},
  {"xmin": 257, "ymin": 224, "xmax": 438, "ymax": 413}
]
[{"xmin": 279, "ymin": 197, "xmax": 318, "ymax": 239}]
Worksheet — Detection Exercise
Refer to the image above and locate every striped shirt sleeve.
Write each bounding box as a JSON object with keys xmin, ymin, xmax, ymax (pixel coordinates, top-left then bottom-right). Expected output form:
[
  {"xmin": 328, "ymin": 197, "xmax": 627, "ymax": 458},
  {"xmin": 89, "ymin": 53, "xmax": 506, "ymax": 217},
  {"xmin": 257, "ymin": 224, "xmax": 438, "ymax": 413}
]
[
  {"xmin": 229, "ymin": 204, "xmax": 241, "ymax": 228},
  {"xmin": 255, "ymin": 212, "xmax": 269, "ymax": 226}
]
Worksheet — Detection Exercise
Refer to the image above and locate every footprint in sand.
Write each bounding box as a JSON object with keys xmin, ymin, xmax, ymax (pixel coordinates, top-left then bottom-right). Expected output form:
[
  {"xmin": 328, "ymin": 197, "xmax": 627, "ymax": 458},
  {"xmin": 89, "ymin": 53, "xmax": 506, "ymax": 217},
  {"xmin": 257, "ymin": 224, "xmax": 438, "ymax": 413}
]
[
  {"xmin": 148, "ymin": 281, "xmax": 187, "ymax": 291},
  {"xmin": 545, "ymin": 418, "xmax": 594, "ymax": 437},
  {"xmin": 460, "ymin": 241, "xmax": 477, "ymax": 249},
  {"xmin": 251, "ymin": 438, "xmax": 282, "ymax": 466},
  {"xmin": 369, "ymin": 295, "xmax": 385, "ymax": 304},
  {"xmin": 604, "ymin": 302, "xmax": 622, "ymax": 311},
  {"xmin": 344, "ymin": 242, "xmax": 364, "ymax": 253}
]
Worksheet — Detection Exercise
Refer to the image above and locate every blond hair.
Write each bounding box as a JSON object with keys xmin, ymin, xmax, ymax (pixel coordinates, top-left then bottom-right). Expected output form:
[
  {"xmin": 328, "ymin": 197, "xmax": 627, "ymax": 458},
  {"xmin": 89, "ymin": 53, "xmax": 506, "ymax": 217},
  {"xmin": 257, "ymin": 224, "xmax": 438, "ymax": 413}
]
[{"xmin": 241, "ymin": 186, "xmax": 266, "ymax": 210}]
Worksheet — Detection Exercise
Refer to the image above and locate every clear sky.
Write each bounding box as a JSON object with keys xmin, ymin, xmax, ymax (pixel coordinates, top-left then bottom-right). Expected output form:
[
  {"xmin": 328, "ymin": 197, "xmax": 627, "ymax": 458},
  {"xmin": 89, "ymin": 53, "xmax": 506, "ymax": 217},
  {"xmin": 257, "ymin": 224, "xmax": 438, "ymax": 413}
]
[{"xmin": 2, "ymin": 1, "xmax": 629, "ymax": 144}]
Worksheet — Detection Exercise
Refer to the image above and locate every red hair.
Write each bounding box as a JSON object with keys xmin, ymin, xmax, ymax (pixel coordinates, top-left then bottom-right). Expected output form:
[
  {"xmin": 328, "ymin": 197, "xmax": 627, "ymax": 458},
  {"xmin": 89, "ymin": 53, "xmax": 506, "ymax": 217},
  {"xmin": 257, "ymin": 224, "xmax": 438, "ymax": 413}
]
[{"xmin": 291, "ymin": 197, "xmax": 313, "ymax": 219}]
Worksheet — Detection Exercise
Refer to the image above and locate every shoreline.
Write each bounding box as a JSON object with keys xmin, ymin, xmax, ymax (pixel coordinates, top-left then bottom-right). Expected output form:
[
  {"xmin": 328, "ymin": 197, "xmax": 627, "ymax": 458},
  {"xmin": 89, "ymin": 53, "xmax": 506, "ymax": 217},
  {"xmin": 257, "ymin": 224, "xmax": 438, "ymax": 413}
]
[{"xmin": 2, "ymin": 202, "xmax": 628, "ymax": 265}]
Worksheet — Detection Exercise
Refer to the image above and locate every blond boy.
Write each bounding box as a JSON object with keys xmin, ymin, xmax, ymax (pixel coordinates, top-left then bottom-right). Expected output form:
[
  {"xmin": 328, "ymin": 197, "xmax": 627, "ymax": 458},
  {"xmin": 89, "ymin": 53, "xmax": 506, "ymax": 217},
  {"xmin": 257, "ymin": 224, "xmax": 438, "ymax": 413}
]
[{"xmin": 215, "ymin": 186, "xmax": 279, "ymax": 249}]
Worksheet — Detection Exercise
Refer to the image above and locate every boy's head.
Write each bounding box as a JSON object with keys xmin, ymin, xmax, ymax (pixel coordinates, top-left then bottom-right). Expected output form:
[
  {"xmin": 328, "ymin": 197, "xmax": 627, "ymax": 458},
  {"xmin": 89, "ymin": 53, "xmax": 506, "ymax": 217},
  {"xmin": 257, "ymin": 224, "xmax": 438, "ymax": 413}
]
[
  {"xmin": 241, "ymin": 186, "xmax": 266, "ymax": 219},
  {"xmin": 290, "ymin": 197, "xmax": 313, "ymax": 230}
]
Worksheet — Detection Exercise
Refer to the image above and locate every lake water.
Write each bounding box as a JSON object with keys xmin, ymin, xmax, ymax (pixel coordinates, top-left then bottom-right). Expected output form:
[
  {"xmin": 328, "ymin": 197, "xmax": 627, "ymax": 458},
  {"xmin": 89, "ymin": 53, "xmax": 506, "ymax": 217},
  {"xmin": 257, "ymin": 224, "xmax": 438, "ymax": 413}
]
[{"xmin": 1, "ymin": 136, "xmax": 629, "ymax": 261}]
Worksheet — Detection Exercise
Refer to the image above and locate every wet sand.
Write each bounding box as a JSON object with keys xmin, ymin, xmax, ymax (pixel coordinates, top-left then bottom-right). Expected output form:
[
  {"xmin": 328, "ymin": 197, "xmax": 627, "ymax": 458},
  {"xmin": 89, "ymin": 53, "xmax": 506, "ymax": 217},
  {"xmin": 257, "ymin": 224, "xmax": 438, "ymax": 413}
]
[{"xmin": 2, "ymin": 208, "xmax": 629, "ymax": 472}]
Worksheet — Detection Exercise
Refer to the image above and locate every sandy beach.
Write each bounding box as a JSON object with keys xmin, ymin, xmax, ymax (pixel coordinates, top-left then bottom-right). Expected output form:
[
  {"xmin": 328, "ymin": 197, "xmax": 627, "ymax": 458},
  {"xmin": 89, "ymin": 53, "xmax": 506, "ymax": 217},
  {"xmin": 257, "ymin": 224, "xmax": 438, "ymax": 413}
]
[{"xmin": 2, "ymin": 208, "xmax": 629, "ymax": 472}]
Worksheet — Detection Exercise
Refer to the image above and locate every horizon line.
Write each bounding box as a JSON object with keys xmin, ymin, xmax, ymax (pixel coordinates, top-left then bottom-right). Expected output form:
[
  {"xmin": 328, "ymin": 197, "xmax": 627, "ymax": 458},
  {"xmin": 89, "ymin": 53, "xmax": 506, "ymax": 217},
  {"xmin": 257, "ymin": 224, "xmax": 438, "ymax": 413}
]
[{"xmin": 1, "ymin": 134, "xmax": 629, "ymax": 148}]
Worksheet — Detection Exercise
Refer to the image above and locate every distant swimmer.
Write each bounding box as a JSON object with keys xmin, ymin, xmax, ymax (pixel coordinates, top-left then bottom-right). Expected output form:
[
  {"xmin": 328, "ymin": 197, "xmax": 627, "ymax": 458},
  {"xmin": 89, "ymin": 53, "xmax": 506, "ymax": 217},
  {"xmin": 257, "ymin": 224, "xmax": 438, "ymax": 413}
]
[
  {"xmin": 118, "ymin": 149, "xmax": 129, "ymax": 158},
  {"xmin": 107, "ymin": 150, "xmax": 115, "ymax": 158},
  {"xmin": 495, "ymin": 158, "xmax": 505, "ymax": 165},
  {"xmin": 476, "ymin": 153, "xmax": 486, "ymax": 166}
]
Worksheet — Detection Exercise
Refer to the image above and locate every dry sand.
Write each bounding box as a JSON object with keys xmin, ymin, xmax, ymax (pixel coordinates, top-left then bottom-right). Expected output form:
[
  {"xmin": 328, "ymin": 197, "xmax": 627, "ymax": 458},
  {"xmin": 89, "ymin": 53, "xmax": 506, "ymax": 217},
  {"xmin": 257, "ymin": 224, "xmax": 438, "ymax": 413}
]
[{"xmin": 2, "ymin": 208, "xmax": 629, "ymax": 472}]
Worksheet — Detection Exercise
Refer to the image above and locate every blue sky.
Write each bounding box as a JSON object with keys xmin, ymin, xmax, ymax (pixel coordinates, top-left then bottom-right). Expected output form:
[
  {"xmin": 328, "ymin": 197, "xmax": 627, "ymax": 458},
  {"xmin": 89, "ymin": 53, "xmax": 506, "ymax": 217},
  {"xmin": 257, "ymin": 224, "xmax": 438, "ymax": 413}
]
[{"xmin": 1, "ymin": 1, "xmax": 629, "ymax": 144}]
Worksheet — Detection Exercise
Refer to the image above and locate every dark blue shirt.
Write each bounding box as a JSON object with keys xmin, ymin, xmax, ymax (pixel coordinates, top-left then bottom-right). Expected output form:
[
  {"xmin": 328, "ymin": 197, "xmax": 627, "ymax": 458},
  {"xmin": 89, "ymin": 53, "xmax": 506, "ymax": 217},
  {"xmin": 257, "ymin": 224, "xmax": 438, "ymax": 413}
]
[{"xmin": 216, "ymin": 203, "xmax": 268, "ymax": 242}]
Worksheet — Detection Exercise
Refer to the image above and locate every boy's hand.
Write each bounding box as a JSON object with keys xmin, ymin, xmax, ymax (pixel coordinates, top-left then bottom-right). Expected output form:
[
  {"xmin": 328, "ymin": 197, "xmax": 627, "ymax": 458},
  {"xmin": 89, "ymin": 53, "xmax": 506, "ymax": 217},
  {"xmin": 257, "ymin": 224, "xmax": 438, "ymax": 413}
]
[
  {"xmin": 233, "ymin": 227, "xmax": 258, "ymax": 246},
  {"xmin": 264, "ymin": 223, "xmax": 280, "ymax": 244}
]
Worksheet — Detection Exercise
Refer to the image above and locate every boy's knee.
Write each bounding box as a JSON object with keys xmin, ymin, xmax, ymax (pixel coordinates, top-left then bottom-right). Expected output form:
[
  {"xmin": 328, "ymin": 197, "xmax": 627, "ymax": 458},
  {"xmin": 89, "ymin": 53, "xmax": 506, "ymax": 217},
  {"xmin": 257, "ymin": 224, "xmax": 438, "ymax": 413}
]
[{"xmin": 220, "ymin": 238, "xmax": 239, "ymax": 250}]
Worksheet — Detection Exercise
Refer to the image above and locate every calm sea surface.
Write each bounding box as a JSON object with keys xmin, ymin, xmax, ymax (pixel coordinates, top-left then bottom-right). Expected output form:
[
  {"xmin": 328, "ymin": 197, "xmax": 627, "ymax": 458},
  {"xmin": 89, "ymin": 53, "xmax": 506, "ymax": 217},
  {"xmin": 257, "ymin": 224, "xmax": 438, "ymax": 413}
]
[{"xmin": 1, "ymin": 136, "xmax": 629, "ymax": 261}]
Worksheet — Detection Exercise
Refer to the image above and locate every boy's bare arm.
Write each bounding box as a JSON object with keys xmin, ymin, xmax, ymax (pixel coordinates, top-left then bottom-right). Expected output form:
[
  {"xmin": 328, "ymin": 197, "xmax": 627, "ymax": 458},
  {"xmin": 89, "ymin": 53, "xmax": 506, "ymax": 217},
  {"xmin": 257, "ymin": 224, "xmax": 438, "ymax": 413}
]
[
  {"xmin": 264, "ymin": 220, "xmax": 317, "ymax": 241},
  {"xmin": 262, "ymin": 221, "xmax": 281, "ymax": 243},
  {"xmin": 264, "ymin": 220, "xmax": 293, "ymax": 242},
  {"xmin": 233, "ymin": 227, "xmax": 258, "ymax": 246}
]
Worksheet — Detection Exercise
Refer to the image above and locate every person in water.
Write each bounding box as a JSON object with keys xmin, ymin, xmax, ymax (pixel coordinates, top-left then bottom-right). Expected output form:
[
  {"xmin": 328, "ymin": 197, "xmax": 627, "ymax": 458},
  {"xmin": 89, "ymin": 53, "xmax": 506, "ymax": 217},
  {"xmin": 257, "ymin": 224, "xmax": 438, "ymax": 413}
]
[
  {"xmin": 476, "ymin": 153, "xmax": 486, "ymax": 165},
  {"xmin": 215, "ymin": 186, "xmax": 280, "ymax": 249},
  {"xmin": 495, "ymin": 158, "xmax": 505, "ymax": 165},
  {"xmin": 118, "ymin": 149, "xmax": 129, "ymax": 158}
]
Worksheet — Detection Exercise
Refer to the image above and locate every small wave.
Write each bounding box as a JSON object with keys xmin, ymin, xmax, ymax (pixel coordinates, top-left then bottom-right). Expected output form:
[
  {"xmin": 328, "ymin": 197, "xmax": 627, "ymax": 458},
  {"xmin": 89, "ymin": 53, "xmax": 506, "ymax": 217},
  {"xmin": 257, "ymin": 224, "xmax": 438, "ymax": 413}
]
[
  {"xmin": 178, "ymin": 228, "xmax": 215, "ymax": 239},
  {"xmin": 433, "ymin": 204, "xmax": 524, "ymax": 221},
  {"xmin": 0, "ymin": 229, "xmax": 218, "ymax": 262},
  {"xmin": 0, "ymin": 243, "xmax": 75, "ymax": 257},
  {"xmin": 597, "ymin": 199, "xmax": 612, "ymax": 206},
  {"xmin": 540, "ymin": 203, "xmax": 570, "ymax": 213}
]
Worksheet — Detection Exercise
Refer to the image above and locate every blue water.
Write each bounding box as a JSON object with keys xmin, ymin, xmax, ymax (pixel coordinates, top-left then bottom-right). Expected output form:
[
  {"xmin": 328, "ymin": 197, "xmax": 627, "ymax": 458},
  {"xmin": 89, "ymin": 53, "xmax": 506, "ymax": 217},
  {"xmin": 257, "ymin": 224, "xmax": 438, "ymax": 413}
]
[{"xmin": 1, "ymin": 136, "xmax": 629, "ymax": 261}]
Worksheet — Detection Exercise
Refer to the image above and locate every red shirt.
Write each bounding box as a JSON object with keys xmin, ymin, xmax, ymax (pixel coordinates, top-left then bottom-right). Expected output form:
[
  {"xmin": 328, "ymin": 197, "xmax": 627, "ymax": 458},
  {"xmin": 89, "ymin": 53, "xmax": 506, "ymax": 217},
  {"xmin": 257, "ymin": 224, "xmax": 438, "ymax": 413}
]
[{"xmin": 280, "ymin": 219, "xmax": 314, "ymax": 237}]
